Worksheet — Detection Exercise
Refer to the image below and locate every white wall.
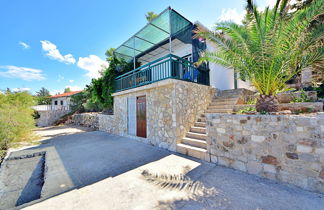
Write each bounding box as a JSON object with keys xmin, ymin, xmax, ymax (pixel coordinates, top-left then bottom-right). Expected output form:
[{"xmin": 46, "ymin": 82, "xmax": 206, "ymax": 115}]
[
  {"xmin": 206, "ymin": 40, "xmax": 253, "ymax": 90},
  {"xmin": 140, "ymin": 40, "xmax": 192, "ymax": 65},
  {"xmin": 51, "ymin": 97, "xmax": 71, "ymax": 110}
]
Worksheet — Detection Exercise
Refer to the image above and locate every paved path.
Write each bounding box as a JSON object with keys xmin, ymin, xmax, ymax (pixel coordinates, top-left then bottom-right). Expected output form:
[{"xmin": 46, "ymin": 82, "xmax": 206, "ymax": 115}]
[{"xmin": 2, "ymin": 126, "xmax": 323, "ymax": 209}]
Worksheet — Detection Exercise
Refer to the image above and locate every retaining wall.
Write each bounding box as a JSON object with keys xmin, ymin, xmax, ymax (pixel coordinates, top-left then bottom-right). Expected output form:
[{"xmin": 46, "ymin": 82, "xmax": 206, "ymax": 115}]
[
  {"xmin": 70, "ymin": 113, "xmax": 99, "ymax": 129},
  {"xmin": 206, "ymin": 113, "xmax": 324, "ymax": 193}
]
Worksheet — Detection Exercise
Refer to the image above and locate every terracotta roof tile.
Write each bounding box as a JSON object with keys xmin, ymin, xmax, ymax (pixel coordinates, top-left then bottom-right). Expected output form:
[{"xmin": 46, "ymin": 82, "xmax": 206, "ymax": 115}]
[{"xmin": 50, "ymin": 90, "xmax": 82, "ymax": 98}]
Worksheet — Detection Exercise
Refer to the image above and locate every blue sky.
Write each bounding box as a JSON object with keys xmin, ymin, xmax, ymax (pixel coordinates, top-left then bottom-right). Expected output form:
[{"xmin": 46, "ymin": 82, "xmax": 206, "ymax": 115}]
[{"xmin": 0, "ymin": 0, "xmax": 274, "ymax": 95}]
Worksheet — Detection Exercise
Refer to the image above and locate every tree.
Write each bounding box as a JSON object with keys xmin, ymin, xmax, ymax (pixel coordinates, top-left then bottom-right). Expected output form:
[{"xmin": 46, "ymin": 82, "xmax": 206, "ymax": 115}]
[
  {"xmin": 35, "ymin": 87, "xmax": 51, "ymax": 105},
  {"xmin": 195, "ymin": 0, "xmax": 324, "ymax": 112},
  {"xmin": 146, "ymin": 11, "xmax": 158, "ymax": 22},
  {"xmin": 64, "ymin": 87, "xmax": 71, "ymax": 93}
]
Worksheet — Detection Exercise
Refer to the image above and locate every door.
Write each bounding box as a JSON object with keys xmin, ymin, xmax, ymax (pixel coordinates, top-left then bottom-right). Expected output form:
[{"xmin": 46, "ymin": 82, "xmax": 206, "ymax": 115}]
[
  {"xmin": 127, "ymin": 97, "xmax": 136, "ymax": 135},
  {"xmin": 136, "ymin": 96, "xmax": 146, "ymax": 138}
]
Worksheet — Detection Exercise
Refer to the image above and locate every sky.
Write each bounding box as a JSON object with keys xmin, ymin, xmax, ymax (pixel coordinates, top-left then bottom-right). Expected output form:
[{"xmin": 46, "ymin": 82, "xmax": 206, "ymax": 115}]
[{"xmin": 0, "ymin": 0, "xmax": 276, "ymax": 95}]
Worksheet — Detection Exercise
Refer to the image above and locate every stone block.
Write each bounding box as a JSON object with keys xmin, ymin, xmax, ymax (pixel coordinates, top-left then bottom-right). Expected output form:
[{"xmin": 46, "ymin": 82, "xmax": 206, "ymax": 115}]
[
  {"xmin": 217, "ymin": 128, "xmax": 226, "ymax": 134},
  {"xmin": 247, "ymin": 161, "xmax": 262, "ymax": 175},
  {"xmin": 286, "ymin": 152, "xmax": 298, "ymax": 160},
  {"xmin": 218, "ymin": 156, "xmax": 233, "ymax": 167},
  {"xmin": 263, "ymin": 164, "xmax": 277, "ymax": 174},
  {"xmin": 261, "ymin": 155, "xmax": 279, "ymax": 165},
  {"xmin": 211, "ymin": 155, "xmax": 218, "ymax": 163},
  {"xmin": 315, "ymin": 148, "xmax": 324, "ymax": 155},
  {"xmin": 296, "ymin": 126, "xmax": 304, "ymax": 132},
  {"xmin": 232, "ymin": 160, "xmax": 246, "ymax": 172},
  {"xmin": 296, "ymin": 144, "xmax": 312, "ymax": 153},
  {"xmin": 251, "ymin": 135, "xmax": 265, "ymax": 143}
]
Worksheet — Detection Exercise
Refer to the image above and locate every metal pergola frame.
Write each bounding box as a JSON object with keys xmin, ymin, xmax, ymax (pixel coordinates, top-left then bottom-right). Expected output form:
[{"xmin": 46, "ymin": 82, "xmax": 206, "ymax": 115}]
[{"xmin": 114, "ymin": 7, "xmax": 193, "ymax": 68}]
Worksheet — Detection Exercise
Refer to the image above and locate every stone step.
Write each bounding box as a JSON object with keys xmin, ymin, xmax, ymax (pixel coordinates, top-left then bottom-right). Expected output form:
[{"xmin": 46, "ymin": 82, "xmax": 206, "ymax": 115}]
[
  {"xmin": 205, "ymin": 109, "xmax": 233, "ymax": 113},
  {"xmin": 176, "ymin": 143, "xmax": 210, "ymax": 162},
  {"xmin": 194, "ymin": 122, "xmax": 206, "ymax": 128},
  {"xmin": 211, "ymin": 98, "xmax": 238, "ymax": 104},
  {"xmin": 197, "ymin": 117, "xmax": 206, "ymax": 122},
  {"xmin": 208, "ymin": 105, "xmax": 235, "ymax": 109},
  {"xmin": 190, "ymin": 126, "xmax": 206, "ymax": 134},
  {"xmin": 215, "ymin": 95, "xmax": 241, "ymax": 99},
  {"xmin": 181, "ymin": 137, "xmax": 207, "ymax": 149},
  {"xmin": 186, "ymin": 131, "xmax": 207, "ymax": 140}
]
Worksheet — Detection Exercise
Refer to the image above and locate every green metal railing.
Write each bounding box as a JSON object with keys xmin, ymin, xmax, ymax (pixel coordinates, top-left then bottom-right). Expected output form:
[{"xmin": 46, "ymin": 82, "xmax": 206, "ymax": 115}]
[{"xmin": 114, "ymin": 54, "xmax": 209, "ymax": 92}]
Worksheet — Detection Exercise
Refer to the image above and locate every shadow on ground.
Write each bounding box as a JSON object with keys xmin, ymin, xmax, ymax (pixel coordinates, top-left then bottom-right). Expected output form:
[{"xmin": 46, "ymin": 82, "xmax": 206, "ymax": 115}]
[{"xmin": 2, "ymin": 128, "xmax": 324, "ymax": 210}]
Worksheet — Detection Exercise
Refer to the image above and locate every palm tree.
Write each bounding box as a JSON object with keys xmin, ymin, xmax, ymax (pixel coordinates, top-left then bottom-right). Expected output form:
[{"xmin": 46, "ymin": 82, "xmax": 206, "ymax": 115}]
[{"xmin": 195, "ymin": 0, "xmax": 324, "ymax": 112}]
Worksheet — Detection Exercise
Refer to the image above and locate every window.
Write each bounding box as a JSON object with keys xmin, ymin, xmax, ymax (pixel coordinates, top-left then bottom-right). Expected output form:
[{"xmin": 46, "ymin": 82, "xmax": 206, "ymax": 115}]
[
  {"xmin": 54, "ymin": 101, "xmax": 58, "ymax": 105},
  {"xmin": 60, "ymin": 100, "xmax": 63, "ymax": 105}
]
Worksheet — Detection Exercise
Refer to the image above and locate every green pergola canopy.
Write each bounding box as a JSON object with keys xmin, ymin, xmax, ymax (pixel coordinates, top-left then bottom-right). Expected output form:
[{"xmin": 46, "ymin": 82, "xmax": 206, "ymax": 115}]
[{"xmin": 114, "ymin": 7, "xmax": 192, "ymax": 61}]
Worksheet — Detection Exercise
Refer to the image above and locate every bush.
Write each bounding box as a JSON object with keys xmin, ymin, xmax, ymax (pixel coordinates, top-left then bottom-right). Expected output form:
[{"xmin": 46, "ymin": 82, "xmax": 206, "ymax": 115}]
[{"xmin": 0, "ymin": 91, "xmax": 36, "ymax": 162}]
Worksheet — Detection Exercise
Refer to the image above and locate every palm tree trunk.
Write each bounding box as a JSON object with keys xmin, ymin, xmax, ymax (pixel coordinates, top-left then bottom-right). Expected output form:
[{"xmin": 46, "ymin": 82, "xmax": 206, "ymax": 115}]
[{"xmin": 256, "ymin": 95, "xmax": 279, "ymax": 112}]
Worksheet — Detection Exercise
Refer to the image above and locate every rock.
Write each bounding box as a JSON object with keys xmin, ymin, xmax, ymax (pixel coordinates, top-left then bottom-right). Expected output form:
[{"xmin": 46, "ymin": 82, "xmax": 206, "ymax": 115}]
[
  {"xmin": 286, "ymin": 152, "xmax": 298, "ymax": 160},
  {"xmin": 261, "ymin": 155, "xmax": 279, "ymax": 165},
  {"xmin": 251, "ymin": 135, "xmax": 265, "ymax": 143}
]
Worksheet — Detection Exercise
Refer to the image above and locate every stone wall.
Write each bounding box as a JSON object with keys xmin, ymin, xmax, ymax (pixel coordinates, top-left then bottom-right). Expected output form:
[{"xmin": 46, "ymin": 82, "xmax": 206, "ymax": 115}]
[
  {"xmin": 70, "ymin": 113, "xmax": 99, "ymax": 129},
  {"xmin": 99, "ymin": 79, "xmax": 214, "ymax": 151},
  {"xmin": 36, "ymin": 110, "xmax": 70, "ymax": 127},
  {"xmin": 98, "ymin": 114, "xmax": 115, "ymax": 133},
  {"xmin": 206, "ymin": 113, "xmax": 324, "ymax": 193}
]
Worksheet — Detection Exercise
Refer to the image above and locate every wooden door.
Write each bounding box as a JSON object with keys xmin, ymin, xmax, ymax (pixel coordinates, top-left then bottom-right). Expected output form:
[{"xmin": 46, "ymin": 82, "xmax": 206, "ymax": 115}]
[{"xmin": 136, "ymin": 96, "xmax": 146, "ymax": 138}]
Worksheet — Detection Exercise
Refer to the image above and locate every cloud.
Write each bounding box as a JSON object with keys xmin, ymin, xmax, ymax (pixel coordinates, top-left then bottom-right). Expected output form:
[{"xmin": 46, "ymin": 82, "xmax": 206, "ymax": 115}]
[
  {"xmin": 12, "ymin": 87, "xmax": 31, "ymax": 92},
  {"xmin": 19, "ymin": 41, "xmax": 30, "ymax": 49},
  {"xmin": 40, "ymin": 40, "xmax": 76, "ymax": 64},
  {"xmin": 77, "ymin": 55, "xmax": 108, "ymax": 78},
  {"xmin": 218, "ymin": 8, "xmax": 245, "ymax": 24},
  {"xmin": 69, "ymin": 80, "xmax": 74, "ymax": 83},
  {"xmin": 0, "ymin": 66, "xmax": 46, "ymax": 81},
  {"xmin": 65, "ymin": 85, "xmax": 82, "ymax": 91}
]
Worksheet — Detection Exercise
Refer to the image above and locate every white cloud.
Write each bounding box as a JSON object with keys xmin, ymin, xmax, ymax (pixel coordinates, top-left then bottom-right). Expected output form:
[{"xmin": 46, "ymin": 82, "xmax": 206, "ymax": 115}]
[
  {"xmin": 0, "ymin": 66, "xmax": 46, "ymax": 81},
  {"xmin": 65, "ymin": 85, "xmax": 82, "ymax": 91},
  {"xmin": 77, "ymin": 55, "xmax": 108, "ymax": 79},
  {"xmin": 40, "ymin": 40, "xmax": 76, "ymax": 64},
  {"xmin": 218, "ymin": 8, "xmax": 245, "ymax": 24},
  {"xmin": 69, "ymin": 80, "xmax": 74, "ymax": 83},
  {"xmin": 19, "ymin": 41, "xmax": 30, "ymax": 49},
  {"xmin": 12, "ymin": 87, "xmax": 31, "ymax": 92}
]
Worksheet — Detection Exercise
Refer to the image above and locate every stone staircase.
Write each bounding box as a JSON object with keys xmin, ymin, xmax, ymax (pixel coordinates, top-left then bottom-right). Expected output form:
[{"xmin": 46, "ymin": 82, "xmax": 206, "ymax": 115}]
[
  {"xmin": 176, "ymin": 113, "xmax": 210, "ymax": 161},
  {"xmin": 176, "ymin": 88, "xmax": 254, "ymax": 161},
  {"xmin": 206, "ymin": 89, "xmax": 246, "ymax": 114}
]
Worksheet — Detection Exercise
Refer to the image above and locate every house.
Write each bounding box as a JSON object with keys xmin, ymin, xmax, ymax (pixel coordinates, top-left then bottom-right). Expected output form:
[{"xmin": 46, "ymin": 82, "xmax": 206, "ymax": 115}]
[
  {"xmin": 50, "ymin": 90, "xmax": 82, "ymax": 111},
  {"xmin": 101, "ymin": 7, "xmax": 253, "ymax": 158}
]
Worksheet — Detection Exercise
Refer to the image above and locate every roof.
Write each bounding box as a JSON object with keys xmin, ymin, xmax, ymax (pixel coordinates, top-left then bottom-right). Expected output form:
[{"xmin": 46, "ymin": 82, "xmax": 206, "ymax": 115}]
[
  {"xmin": 50, "ymin": 90, "xmax": 82, "ymax": 98},
  {"xmin": 114, "ymin": 7, "xmax": 193, "ymax": 62}
]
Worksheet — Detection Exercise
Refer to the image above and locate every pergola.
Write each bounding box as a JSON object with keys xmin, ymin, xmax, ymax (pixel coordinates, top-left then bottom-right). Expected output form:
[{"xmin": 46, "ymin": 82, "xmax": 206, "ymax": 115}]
[{"xmin": 114, "ymin": 7, "xmax": 193, "ymax": 68}]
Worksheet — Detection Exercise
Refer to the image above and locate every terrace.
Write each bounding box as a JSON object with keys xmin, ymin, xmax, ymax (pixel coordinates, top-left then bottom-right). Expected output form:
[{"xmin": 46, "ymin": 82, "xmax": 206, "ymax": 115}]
[{"xmin": 113, "ymin": 7, "xmax": 209, "ymax": 92}]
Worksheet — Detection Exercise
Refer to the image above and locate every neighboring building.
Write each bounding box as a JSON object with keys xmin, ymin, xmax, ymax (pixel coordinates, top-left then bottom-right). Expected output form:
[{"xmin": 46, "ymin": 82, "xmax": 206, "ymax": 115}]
[
  {"xmin": 33, "ymin": 91, "xmax": 82, "ymax": 127},
  {"xmin": 50, "ymin": 91, "xmax": 82, "ymax": 111}
]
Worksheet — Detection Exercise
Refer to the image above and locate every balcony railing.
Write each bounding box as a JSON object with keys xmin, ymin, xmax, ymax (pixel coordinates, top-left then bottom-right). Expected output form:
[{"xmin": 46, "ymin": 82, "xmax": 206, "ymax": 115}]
[{"xmin": 114, "ymin": 54, "xmax": 209, "ymax": 92}]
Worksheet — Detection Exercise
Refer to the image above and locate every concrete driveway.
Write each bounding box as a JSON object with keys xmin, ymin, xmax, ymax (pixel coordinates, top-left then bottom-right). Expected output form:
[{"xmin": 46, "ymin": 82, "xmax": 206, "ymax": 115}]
[{"xmin": 0, "ymin": 126, "xmax": 323, "ymax": 209}]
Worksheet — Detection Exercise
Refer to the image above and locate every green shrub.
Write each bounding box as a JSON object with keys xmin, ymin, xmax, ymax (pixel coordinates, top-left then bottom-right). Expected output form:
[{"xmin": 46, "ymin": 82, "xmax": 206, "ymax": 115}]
[
  {"xmin": 0, "ymin": 91, "xmax": 36, "ymax": 161},
  {"xmin": 237, "ymin": 106, "xmax": 256, "ymax": 114},
  {"xmin": 291, "ymin": 90, "xmax": 312, "ymax": 103}
]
